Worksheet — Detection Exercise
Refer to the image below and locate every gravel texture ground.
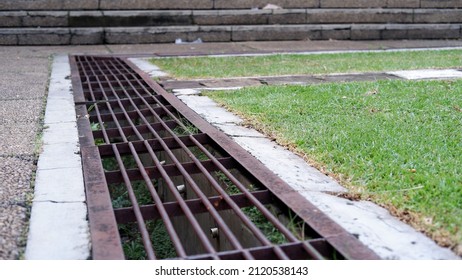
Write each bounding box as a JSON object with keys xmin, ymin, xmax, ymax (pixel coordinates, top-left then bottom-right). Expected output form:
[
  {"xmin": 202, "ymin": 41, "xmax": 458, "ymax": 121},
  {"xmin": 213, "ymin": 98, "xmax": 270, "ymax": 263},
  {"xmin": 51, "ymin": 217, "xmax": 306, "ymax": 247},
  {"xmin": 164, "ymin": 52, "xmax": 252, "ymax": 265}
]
[{"xmin": 0, "ymin": 48, "xmax": 50, "ymax": 259}]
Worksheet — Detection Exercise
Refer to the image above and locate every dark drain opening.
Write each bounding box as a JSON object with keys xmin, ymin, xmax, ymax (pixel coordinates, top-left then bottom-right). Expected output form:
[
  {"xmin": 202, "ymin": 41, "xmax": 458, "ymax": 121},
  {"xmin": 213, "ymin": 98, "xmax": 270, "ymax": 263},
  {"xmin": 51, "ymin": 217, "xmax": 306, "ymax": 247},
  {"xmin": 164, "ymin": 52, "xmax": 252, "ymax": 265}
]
[{"xmin": 70, "ymin": 55, "xmax": 379, "ymax": 260}]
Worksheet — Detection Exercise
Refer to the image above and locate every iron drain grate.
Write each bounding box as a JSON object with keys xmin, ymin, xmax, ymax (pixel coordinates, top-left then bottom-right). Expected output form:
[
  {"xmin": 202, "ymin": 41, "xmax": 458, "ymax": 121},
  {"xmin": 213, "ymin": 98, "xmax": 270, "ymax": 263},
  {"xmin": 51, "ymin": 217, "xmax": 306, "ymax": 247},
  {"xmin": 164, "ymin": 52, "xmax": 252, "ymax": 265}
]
[{"xmin": 70, "ymin": 55, "xmax": 379, "ymax": 260}]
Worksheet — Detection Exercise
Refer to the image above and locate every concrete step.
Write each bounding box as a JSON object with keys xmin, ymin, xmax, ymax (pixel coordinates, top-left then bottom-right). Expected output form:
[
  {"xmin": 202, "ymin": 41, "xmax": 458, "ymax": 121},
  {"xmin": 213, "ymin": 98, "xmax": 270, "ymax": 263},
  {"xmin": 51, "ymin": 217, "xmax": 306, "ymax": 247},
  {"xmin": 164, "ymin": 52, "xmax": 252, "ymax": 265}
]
[
  {"xmin": 1, "ymin": 0, "xmax": 461, "ymax": 11},
  {"xmin": 1, "ymin": 24, "xmax": 460, "ymax": 45},
  {"xmin": 2, "ymin": 9, "xmax": 462, "ymax": 28}
]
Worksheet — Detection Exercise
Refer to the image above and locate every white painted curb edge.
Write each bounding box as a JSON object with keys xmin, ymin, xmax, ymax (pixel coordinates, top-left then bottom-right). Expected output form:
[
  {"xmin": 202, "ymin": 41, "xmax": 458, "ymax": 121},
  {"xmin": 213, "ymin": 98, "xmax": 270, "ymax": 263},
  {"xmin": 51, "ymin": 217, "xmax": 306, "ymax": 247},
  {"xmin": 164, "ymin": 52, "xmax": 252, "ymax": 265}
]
[{"xmin": 25, "ymin": 54, "xmax": 90, "ymax": 260}]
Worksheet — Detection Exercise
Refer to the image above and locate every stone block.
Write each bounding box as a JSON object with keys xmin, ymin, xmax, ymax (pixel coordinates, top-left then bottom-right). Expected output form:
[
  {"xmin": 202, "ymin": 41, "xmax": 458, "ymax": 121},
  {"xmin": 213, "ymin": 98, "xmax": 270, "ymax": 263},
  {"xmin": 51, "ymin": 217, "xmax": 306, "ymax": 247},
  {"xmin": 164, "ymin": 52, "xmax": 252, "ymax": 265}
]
[
  {"xmin": 381, "ymin": 24, "xmax": 409, "ymax": 39},
  {"xmin": 102, "ymin": 11, "xmax": 193, "ymax": 27},
  {"xmin": 0, "ymin": 12, "xmax": 25, "ymax": 27},
  {"xmin": 379, "ymin": 24, "xmax": 461, "ymax": 40},
  {"xmin": 193, "ymin": 26, "xmax": 232, "ymax": 42},
  {"xmin": 71, "ymin": 28, "xmax": 104, "ymax": 45},
  {"xmin": 69, "ymin": 11, "xmax": 105, "ymax": 27},
  {"xmin": 232, "ymin": 25, "xmax": 321, "ymax": 41},
  {"xmin": 193, "ymin": 10, "xmax": 270, "ymax": 25},
  {"xmin": 0, "ymin": 33, "xmax": 17, "ymax": 45},
  {"xmin": 23, "ymin": 11, "xmax": 68, "ymax": 27},
  {"xmin": 320, "ymin": 0, "xmax": 387, "ymax": 8},
  {"xmin": 406, "ymin": 24, "xmax": 461, "ymax": 39},
  {"xmin": 421, "ymin": 0, "xmax": 462, "ymax": 8},
  {"xmin": 17, "ymin": 28, "xmax": 70, "ymax": 45},
  {"xmin": 269, "ymin": 9, "xmax": 307, "ymax": 24},
  {"xmin": 100, "ymin": 0, "xmax": 214, "ymax": 10},
  {"xmin": 321, "ymin": 25, "xmax": 351, "ymax": 40},
  {"xmin": 351, "ymin": 24, "xmax": 382, "ymax": 40},
  {"xmin": 214, "ymin": 0, "xmax": 318, "ymax": 9},
  {"xmin": 387, "ymin": 0, "xmax": 420, "ymax": 8},
  {"xmin": 105, "ymin": 26, "xmax": 199, "ymax": 44},
  {"xmin": 0, "ymin": 0, "xmax": 98, "ymax": 10},
  {"xmin": 414, "ymin": 9, "xmax": 462, "ymax": 23},
  {"xmin": 307, "ymin": 9, "xmax": 413, "ymax": 24}
]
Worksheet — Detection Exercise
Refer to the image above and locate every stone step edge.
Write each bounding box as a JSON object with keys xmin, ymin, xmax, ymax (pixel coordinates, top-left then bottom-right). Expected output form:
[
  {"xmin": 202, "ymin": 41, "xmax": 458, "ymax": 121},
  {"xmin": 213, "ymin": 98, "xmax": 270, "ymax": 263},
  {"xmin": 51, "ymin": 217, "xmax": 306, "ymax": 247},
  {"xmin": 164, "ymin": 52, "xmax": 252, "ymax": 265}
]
[
  {"xmin": 2, "ymin": 9, "xmax": 462, "ymax": 28},
  {"xmin": 1, "ymin": 24, "xmax": 461, "ymax": 45},
  {"xmin": 1, "ymin": 0, "xmax": 461, "ymax": 11}
]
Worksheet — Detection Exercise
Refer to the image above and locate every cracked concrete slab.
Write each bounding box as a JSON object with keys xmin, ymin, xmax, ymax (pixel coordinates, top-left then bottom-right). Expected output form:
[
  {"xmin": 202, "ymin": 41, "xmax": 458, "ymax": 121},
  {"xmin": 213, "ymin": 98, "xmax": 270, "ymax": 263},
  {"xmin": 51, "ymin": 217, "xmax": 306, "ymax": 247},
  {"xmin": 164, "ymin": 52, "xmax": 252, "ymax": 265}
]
[
  {"xmin": 36, "ymin": 143, "xmax": 81, "ymax": 170},
  {"xmin": 25, "ymin": 201, "xmax": 90, "ymax": 260},
  {"xmin": 33, "ymin": 167, "xmax": 85, "ymax": 203}
]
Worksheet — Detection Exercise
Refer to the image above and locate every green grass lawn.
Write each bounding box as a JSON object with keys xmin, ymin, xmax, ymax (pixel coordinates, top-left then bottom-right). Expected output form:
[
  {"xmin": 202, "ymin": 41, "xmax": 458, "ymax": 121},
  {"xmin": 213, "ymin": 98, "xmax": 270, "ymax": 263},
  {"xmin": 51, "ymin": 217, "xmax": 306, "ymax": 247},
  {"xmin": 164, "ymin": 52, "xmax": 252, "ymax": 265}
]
[
  {"xmin": 205, "ymin": 79, "xmax": 462, "ymax": 250},
  {"xmin": 150, "ymin": 49, "xmax": 462, "ymax": 79}
]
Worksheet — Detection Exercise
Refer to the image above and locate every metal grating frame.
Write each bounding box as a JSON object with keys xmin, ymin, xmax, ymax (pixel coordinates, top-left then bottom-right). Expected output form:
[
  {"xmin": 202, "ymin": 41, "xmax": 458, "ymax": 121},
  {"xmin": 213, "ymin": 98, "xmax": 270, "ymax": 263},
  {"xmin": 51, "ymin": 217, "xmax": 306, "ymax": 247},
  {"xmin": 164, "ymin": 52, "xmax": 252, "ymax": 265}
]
[{"xmin": 69, "ymin": 55, "xmax": 379, "ymax": 260}]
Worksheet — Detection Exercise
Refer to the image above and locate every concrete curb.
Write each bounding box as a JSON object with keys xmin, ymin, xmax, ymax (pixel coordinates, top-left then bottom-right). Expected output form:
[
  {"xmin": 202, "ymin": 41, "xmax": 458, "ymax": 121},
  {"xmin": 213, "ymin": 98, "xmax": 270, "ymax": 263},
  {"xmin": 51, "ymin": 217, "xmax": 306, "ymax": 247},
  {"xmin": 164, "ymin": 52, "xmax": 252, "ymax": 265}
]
[{"xmin": 25, "ymin": 54, "xmax": 90, "ymax": 260}]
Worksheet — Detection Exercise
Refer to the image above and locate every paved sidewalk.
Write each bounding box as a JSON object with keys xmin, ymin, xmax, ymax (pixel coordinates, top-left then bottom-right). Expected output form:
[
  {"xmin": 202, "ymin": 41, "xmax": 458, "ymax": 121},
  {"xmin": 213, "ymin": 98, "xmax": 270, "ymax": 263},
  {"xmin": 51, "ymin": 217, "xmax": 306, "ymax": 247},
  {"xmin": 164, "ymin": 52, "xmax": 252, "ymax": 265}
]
[{"xmin": 1, "ymin": 40, "xmax": 462, "ymax": 259}]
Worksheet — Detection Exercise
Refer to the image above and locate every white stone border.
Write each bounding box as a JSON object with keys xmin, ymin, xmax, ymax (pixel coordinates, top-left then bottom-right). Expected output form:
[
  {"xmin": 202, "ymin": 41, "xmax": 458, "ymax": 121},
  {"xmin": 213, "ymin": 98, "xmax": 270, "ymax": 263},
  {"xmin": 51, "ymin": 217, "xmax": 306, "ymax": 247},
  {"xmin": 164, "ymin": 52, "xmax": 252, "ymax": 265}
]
[{"xmin": 25, "ymin": 55, "xmax": 90, "ymax": 260}]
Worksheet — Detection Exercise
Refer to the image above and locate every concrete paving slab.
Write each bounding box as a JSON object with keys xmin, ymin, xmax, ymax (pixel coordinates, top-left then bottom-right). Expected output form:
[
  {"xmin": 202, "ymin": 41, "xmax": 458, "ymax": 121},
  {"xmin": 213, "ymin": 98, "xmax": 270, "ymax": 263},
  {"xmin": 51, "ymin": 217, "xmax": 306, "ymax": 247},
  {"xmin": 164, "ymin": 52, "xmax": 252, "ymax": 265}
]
[
  {"xmin": 231, "ymin": 136, "xmax": 347, "ymax": 193},
  {"xmin": 36, "ymin": 143, "xmax": 80, "ymax": 170},
  {"xmin": 161, "ymin": 80, "xmax": 203, "ymax": 90},
  {"xmin": 320, "ymin": 72, "xmax": 399, "ymax": 82},
  {"xmin": 388, "ymin": 69, "xmax": 462, "ymax": 80},
  {"xmin": 127, "ymin": 57, "xmax": 168, "ymax": 77},
  {"xmin": 43, "ymin": 97, "xmax": 75, "ymax": 113},
  {"xmin": 25, "ymin": 201, "xmax": 90, "ymax": 260},
  {"xmin": 199, "ymin": 78, "xmax": 262, "ymax": 88},
  {"xmin": 214, "ymin": 123, "xmax": 267, "ymax": 138},
  {"xmin": 260, "ymin": 75, "xmax": 322, "ymax": 85},
  {"xmin": 177, "ymin": 95, "xmax": 243, "ymax": 124},
  {"xmin": 172, "ymin": 88, "xmax": 201, "ymax": 95},
  {"xmin": 0, "ymin": 124, "xmax": 38, "ymax": 156},
  {"xmin": 42, "ymin": 122, "xmax": 78, "ymax": 145},
  {"xmin": 33, "ymin": 167, "xmax": 85, "ymax": 203},
  {"xmin": 299, "ymin": 191, "xmax": 459, "ymax": 259},
  {"xmin": 44, "ymin": 101, "xmax": 77, "ymax": 124}
]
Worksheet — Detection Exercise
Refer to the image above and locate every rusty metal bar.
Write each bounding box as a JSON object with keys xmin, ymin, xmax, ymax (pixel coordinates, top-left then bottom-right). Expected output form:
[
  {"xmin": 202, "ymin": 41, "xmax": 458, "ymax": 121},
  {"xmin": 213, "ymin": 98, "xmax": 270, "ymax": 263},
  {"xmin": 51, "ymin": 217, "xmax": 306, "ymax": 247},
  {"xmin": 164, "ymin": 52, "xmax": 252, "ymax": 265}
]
[{"xmin": 71, "ymin": 55, "xmax": 380, "ymax": 260}]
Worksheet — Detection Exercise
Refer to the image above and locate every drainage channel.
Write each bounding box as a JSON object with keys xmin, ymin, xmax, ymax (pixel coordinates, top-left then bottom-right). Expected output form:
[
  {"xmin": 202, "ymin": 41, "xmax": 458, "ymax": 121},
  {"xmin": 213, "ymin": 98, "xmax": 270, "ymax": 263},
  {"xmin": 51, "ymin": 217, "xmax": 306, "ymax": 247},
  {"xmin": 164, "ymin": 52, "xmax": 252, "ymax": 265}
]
[{"xmin": 69, "ymin": 55, "xmax": 379, "ymax": 260}]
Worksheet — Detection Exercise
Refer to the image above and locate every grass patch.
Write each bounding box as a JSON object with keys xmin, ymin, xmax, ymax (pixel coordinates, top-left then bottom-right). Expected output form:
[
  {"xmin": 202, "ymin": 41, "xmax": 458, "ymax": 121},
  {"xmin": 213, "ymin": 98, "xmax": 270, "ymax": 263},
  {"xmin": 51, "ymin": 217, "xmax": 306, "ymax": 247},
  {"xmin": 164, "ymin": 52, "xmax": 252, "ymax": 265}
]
[
  {"xmin": 150, "ymin": 49, "xmax": 462, "ymax": 79},
  {"xmin": 206, "ymin": 79, "xmax": 462, "ymax": 250}
]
